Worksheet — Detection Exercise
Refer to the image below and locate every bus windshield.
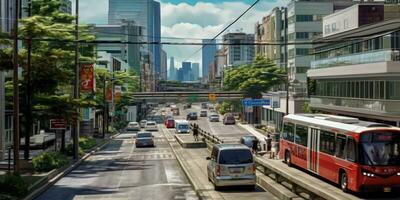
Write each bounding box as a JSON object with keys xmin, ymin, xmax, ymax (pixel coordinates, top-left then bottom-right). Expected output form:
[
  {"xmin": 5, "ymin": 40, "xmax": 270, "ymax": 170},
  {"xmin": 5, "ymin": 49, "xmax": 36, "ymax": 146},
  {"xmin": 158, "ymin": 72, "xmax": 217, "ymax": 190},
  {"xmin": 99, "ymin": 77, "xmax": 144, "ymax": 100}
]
[{"xmin": 360, "ymin": 131, "xmax": 400, "ymax": 166}]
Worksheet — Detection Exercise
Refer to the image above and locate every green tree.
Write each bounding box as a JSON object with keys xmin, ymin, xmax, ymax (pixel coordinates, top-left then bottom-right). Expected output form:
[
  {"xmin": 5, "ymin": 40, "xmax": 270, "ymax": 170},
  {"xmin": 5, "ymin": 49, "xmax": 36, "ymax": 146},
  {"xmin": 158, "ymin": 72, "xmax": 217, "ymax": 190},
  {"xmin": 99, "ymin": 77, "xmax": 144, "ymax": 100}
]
[{"xmin": 223, "ymin": 55, "xmax": 285, "ymax": 98}]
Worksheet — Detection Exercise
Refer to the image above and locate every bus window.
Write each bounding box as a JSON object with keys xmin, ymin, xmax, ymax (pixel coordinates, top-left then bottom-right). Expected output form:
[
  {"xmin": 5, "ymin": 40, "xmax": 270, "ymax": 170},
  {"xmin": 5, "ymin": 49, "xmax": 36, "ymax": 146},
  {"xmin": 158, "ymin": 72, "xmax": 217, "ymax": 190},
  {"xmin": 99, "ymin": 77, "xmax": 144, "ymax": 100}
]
[
  {"xmin": 282, "ymin": 122, "xmax": 295, "ymax": 142},
  {"xmin": 335, "ymin": 134, "xmax": 347, "ymax": 159},
  {"xmin": 320, "ymin": 130, "xmax": 335, "ymax": 155},
  {"xmin": 347, "ymin": 137, "xmax": 356, "ymax": 162},
  {"xmin": 295, "ymin": 124, "xmax": 308, "ymax": 147}
]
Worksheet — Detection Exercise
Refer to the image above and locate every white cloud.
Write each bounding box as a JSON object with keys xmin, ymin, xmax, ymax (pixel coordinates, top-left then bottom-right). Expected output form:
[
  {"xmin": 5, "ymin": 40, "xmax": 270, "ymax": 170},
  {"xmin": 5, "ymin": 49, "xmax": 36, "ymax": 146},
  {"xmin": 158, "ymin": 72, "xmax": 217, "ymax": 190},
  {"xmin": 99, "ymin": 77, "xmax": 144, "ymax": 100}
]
[
  {"xmin": 160, "ymin": 1, "xmax": 288, "ymax": 69},
  {"xmin": 76, "ymin": 0, "xmax": 289, "ymax": 73}
]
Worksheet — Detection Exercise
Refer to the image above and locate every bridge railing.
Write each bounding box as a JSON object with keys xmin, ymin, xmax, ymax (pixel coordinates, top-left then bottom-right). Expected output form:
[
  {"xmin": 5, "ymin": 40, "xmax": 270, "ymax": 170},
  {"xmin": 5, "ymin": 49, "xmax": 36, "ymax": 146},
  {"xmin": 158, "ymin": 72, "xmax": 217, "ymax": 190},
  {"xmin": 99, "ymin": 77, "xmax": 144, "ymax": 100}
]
[{"xmin": 189, "ymin": 123, "xmax": 223, "ymax": 144}]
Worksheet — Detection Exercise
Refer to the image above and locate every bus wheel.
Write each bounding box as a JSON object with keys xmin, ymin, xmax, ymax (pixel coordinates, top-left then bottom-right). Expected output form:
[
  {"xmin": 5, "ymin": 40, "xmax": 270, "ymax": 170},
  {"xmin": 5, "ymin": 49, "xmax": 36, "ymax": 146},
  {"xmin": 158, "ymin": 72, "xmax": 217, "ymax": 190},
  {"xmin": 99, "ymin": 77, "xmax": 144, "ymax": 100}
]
[
  {"xmin": 285, "ymin": 151, "xmax": 292, "ymax": 167},
  {"xmin": 340, "ymin": 172, "xmax": 348, "ymax": 192}
]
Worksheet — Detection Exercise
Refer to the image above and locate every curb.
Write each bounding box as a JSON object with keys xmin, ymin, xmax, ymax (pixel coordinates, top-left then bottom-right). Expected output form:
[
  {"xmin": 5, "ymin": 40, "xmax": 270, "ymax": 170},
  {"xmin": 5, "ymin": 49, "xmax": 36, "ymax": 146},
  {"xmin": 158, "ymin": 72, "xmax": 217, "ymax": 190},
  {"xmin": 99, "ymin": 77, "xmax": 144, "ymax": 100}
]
[{"xmin": 23, "ymin": 132, "xmax": 121, "ymax": 200}]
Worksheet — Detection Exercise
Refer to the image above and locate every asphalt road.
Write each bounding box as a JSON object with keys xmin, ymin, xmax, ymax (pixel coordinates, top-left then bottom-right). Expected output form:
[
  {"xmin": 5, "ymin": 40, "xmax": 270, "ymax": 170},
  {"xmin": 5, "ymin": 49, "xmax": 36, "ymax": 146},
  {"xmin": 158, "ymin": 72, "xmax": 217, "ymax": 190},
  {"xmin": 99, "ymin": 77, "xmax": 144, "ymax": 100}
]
[
  {"xmin": 182, "ymin": 104, "xmax": 249, "ymax": 143},
  {"xmin": 36, "ymin": 131, "xmax": 198, "ymax": 200}
]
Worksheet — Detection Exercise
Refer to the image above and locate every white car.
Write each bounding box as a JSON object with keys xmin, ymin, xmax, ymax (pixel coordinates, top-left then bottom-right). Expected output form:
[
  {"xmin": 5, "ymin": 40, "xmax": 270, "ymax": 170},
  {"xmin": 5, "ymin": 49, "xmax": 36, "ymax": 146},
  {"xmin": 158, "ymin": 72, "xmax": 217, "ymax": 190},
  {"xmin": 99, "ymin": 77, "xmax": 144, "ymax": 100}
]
[
  {"xmin": 140, "ymin": 120, "xmax": 147, "ymax": 128},
  {"xmin": 145, "ymin": 121, "xmax": 158, "ymax": 131},
  {"xmin": 126, "ymin": 122, "xmax": 140, "ymax": 132},
  {"xmin": 209, "ymin": 113, "xmax": 220, "ymax": 122}
]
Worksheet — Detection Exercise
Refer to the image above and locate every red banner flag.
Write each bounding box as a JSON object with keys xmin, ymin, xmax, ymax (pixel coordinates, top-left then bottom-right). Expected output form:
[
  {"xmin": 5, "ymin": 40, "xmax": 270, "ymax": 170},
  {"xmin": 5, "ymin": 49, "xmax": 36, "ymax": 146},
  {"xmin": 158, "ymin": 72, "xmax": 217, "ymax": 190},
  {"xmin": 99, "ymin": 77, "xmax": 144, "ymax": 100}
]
[{"xmin": 80, "ymin": 63, "xmax": 94, "ymax": 92}]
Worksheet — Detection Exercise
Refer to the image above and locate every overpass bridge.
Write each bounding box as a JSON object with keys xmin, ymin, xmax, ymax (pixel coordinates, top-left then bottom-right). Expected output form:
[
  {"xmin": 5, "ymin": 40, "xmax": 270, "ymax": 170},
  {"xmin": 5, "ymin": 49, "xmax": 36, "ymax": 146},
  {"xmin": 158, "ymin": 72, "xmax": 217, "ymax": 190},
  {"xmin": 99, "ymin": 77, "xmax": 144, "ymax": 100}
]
[{"xmin": 130, "ymin": 91, "xmax": 244, "ymax": 102}]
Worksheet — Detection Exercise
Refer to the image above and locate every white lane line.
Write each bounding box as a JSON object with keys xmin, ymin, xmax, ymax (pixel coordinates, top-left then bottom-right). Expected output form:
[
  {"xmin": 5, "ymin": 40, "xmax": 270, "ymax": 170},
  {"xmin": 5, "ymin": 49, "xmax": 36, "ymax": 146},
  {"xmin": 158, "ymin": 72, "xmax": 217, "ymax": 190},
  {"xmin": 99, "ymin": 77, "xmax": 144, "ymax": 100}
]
[{"xmin": 116, "ymin": 138, "xmax": 136, "ymax": 192}]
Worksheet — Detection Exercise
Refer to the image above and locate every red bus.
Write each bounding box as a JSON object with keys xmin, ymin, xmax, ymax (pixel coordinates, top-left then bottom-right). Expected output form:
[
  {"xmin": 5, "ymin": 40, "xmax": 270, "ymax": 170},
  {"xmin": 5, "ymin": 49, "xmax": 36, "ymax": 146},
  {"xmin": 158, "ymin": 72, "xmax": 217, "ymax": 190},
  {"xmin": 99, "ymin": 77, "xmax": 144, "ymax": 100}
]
[{"xmin": 279, "ymin": 114, "xmax": 400, "ymax": 193}]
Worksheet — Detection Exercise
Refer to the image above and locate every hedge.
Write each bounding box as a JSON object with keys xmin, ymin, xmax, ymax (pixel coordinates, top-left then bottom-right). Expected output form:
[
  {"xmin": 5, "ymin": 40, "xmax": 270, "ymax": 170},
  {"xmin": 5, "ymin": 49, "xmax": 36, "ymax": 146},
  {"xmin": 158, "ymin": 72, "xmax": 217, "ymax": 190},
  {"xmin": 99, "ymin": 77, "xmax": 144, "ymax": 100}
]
[
  {"xmin": 32, "ymin": 151, "xmax": 69, "ymax": 172},
  {"xmin": 0, "ymin": 173, "xmax": 28, "ymax": 199}
]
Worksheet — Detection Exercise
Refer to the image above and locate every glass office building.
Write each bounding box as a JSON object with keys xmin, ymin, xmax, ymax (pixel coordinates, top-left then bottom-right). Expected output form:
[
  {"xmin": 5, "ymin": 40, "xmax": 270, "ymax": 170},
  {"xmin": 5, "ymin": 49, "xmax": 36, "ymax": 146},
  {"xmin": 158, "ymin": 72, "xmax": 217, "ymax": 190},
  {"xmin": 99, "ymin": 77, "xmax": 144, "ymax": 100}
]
[{"xmin": 108, "ymin": 0, "xmax": 161, "ymax": 75}]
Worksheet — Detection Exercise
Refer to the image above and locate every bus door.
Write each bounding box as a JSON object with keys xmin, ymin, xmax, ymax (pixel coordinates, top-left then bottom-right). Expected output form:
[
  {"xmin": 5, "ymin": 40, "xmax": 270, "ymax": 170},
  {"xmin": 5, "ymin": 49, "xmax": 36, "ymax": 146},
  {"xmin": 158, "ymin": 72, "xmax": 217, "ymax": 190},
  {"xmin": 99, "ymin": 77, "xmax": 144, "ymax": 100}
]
[{"xmin": 307, "ymin": 128, "xmax": 320, "ymax": 174}]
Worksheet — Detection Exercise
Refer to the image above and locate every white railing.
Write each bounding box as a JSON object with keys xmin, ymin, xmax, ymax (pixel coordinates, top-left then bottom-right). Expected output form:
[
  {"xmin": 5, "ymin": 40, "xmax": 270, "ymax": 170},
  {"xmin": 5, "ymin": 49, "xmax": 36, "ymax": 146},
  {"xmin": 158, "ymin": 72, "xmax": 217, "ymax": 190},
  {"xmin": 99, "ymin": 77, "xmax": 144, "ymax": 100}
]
[{"xmin": 311, "ymin": 50, "xmax": 400, "ymax": 69}]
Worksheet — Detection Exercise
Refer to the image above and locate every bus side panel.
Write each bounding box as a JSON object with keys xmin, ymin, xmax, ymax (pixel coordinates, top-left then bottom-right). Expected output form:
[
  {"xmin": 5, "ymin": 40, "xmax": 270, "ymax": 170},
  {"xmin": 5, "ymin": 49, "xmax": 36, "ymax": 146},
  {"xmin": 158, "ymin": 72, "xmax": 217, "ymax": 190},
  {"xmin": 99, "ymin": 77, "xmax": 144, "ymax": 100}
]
[
  {"xmin": 292, "ymin": 145, "xmax": 308, "ymax": 169},
  {"xmin": 318, "ymin": 153, "xmax": 339, "ymax": 183}
]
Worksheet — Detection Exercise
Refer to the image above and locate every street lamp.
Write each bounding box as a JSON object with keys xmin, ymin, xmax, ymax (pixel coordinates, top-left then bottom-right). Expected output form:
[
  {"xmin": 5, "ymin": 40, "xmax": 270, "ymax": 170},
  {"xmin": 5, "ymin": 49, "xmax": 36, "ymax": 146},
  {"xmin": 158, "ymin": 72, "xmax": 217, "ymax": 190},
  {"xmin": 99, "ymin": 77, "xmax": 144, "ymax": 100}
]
[{"xmin": 261, "ymin": 72, "xmax": 289, "ymax": 115}]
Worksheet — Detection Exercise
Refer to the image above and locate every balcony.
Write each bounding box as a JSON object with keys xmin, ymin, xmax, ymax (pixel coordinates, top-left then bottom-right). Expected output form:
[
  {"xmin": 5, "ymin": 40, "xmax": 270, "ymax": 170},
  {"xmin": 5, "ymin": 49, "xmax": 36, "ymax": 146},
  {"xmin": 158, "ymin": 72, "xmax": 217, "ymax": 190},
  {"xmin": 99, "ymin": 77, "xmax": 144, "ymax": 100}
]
[
  {"xmin": 310, "ymin": 96, "xmax": 400, "ymax": 117},
  {"xmin": 311, "ymin": 50, "xmax": 400, "ymax": 69}
]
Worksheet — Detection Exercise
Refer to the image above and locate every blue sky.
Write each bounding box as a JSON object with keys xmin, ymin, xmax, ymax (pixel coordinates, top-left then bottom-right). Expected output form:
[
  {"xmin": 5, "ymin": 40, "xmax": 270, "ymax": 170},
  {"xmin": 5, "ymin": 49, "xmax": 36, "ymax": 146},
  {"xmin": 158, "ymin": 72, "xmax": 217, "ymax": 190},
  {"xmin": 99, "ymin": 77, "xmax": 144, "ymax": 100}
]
[{"xmin": 78, "ymin": 0, "xmax": 288, "ymax": 70}]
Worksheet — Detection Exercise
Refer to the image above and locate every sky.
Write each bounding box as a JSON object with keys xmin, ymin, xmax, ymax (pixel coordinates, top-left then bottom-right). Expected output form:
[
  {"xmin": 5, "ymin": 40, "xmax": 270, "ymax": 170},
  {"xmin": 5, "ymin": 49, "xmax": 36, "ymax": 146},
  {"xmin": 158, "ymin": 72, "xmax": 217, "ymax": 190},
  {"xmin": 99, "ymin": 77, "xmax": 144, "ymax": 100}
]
[{"xmin": 77, "ymin": 0, "xmax": 288, "ymax": 74}]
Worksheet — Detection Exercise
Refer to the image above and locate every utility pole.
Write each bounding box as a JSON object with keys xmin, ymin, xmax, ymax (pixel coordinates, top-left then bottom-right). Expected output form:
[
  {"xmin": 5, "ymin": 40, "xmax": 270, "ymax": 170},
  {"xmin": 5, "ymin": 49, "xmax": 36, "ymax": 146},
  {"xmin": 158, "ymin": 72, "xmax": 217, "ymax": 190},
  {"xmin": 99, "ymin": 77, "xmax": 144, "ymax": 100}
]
[
  {"xmin": 72, "ymin": 0, "xmax": 80, "ymax": 159},
  {"xmin": 12, "ymin": 0, "xmax": 20, "ymax": 172},
  {"xmin": 24, "ymin": 0, "xmax": 32, "ymax": 160},
  {"xmin": 102, "ymin": 77, "xmax": 106, "ymax": 138}
]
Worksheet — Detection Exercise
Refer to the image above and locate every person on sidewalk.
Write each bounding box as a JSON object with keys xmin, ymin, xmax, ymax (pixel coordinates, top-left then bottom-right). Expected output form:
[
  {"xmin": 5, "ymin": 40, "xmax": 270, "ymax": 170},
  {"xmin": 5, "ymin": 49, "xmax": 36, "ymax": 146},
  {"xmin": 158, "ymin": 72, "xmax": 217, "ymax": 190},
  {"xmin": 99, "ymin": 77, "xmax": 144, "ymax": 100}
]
[
  {"xmin": 252, "ymin": 138, "xmax": 259, "ymax": 154},
  {"xmin": 193, "ymin": 124, "xmax": 199, "ymax": 141}
]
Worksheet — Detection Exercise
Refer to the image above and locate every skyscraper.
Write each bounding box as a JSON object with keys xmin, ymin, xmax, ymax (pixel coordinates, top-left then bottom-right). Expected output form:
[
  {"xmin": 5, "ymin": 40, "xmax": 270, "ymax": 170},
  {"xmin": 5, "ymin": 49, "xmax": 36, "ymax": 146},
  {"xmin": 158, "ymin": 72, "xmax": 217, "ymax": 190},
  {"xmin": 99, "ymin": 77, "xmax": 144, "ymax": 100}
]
[
  {"xmin": 202, "ymin": 39, "xmax": 217, "ymax": 82},
  {"xmin": 182, "ymin": 62, "xmax": 191, "ymax": 82},
  {"xmin": 108, "ymin": 0, "xmax": 161, "ymax": 75},
  {"xmin": 161, "ymin": 49, "xmax": 167, "ymax": 80},
  {"xmin": 168, "ymin": 57, "xmax": 176, "ymax": 80},
  {"xmin": 191, "ymin": 63, "xmax": 200, "ymax": 81}
]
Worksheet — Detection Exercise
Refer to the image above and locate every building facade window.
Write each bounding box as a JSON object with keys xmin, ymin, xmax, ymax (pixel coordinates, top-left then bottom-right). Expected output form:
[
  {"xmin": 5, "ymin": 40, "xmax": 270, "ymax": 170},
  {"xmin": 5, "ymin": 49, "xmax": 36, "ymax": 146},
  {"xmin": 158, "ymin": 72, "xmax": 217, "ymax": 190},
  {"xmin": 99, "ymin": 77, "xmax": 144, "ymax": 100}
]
[{"xmin": 315, "ymin": 79, "xmax": 400, "ymax": 100}]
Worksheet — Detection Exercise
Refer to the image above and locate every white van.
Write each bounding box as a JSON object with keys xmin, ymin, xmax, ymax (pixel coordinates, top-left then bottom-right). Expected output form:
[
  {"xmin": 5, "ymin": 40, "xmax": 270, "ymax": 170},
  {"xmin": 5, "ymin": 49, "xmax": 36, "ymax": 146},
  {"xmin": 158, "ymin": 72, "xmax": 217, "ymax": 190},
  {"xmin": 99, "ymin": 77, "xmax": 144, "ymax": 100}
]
[{"xmin": 175, "ymin": 120, "xmax": 190, "ymax": 134}]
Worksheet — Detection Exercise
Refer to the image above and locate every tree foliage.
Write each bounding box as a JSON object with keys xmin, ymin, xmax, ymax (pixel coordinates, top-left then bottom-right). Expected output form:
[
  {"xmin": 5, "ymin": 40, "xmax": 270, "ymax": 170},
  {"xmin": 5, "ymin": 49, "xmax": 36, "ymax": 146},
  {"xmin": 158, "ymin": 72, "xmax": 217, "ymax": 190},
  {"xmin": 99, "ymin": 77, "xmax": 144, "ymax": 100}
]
[{"xmin": 223, "ymin": 55, "xmax": 285, "ymax": 98}]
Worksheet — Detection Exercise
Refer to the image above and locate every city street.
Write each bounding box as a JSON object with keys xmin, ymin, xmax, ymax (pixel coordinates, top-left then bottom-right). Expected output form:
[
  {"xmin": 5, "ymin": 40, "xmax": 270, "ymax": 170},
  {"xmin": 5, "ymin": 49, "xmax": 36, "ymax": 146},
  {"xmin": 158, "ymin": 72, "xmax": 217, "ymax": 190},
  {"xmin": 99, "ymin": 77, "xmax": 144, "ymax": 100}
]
[
  {"xmin": 182, "ymin": 105, "xmax": 249, "ymax": 143},
  {"xmin": 35, "ymin": 132, "xmax": 198, "ymax": 200}
]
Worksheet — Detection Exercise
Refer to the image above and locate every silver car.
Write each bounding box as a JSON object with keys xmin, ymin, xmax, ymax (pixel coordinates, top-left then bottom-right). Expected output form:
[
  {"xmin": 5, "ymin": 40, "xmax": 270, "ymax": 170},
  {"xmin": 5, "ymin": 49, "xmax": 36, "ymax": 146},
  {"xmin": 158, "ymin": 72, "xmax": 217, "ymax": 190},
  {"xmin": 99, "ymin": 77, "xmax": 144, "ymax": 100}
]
[
  {"xmin": 206, "ymin": 144, "xmax": 256, "ymax": 190},
  {"xmin": 135, "ymin": 132, "xmax": 155, "ymax": 147},
  {"xmin": 126, "ymin": 122, "xmax": 140, "ymax": 132},
  {"xmin": 209, "ymin": 113, "xmax": 220, "ymax": 122}
]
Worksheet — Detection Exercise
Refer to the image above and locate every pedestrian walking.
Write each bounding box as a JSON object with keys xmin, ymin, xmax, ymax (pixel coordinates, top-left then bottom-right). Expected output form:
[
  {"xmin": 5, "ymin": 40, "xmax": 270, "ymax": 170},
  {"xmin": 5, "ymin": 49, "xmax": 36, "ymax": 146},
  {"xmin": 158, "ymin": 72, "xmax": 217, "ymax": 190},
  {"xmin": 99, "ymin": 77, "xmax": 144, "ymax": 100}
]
[
  {"xmin": 252, "ymin": 138, "xmax": 259, "ymax": 154},
  {"xmin": 193, "ymin": 124, "xmax": 199, "ymax": 141}
]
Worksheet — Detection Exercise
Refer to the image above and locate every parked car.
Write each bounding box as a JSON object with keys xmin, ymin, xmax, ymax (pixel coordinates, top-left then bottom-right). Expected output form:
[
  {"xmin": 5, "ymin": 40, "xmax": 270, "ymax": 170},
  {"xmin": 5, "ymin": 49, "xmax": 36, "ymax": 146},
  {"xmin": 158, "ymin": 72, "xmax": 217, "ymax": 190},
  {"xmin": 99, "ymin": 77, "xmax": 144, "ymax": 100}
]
[
  {"xmin": 165, "ymin": 119, "xmax": 175, "ymax": 128},
  {"xmin": 200, "ymin": 110, "xmax": 208, "ymax": 117},
  {"xmin": 126, "ymin": 122, "xmax": 140, "ymax": 132},
  {"xmin": 175, "ymin": 120, "xmax": 190, "ymax": 134},
  {"xmin": 206, "ymin": 144, "xmax": 256, "ymax": 190},
  {"xmin": 223, "ymin": 114, "xmax": 236, "ymax": 125},
  {"xmin": 135, "ymin": 132, "xmax": 155, "ymax": 147},
  {"xmin": 209, "ymin": 113, "xmax": 220, "ymax": 122},
  {"xmin": 240, "ymin": 135, "xmax": 258, "ymax": 149},
  {"xmin": 186, "ymin": 112, "xmax": 198, "ymax": 120},
  {"xmin": 140, "ymin": 120, "xmax": 147, "ymax": 128},
  {"xmin": 145, "ymin": 121, "xmax": 158, "ymax": 131}
]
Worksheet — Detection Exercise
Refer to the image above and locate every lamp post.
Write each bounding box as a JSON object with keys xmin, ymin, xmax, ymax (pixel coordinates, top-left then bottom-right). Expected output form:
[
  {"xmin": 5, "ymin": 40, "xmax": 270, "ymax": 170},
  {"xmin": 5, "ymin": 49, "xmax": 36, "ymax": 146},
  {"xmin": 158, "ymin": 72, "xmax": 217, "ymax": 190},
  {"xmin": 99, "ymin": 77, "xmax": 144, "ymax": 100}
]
[{"xmin": 261, "ymin": 72, "xmax": 289, "ymax": 115}]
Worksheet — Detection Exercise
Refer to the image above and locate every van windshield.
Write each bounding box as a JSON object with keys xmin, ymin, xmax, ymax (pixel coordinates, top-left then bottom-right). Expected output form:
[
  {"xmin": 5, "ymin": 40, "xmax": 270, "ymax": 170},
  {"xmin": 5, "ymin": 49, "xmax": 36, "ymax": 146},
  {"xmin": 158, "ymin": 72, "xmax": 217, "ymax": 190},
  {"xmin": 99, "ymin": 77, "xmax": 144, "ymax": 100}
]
[
  {"xmin": 219, "ymin": 149, "xmax": 253, "ymax": 164},
  {"xmin": 178, "ymin": 125, "xmax": 188, "ymax": 129},
  {"xmin": 360, "ymin": 131, "xmax": 400, "ymax": 166}
]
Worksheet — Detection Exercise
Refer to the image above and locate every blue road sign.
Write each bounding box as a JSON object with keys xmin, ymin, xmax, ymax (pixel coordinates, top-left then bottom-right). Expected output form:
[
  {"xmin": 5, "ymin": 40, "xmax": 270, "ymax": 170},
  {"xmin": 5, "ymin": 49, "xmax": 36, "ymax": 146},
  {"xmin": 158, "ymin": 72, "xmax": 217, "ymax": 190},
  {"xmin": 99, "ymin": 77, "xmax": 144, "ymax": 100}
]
[{"xmin": 242, "ymin": 99, "xmax": 271, "ymax": 107}]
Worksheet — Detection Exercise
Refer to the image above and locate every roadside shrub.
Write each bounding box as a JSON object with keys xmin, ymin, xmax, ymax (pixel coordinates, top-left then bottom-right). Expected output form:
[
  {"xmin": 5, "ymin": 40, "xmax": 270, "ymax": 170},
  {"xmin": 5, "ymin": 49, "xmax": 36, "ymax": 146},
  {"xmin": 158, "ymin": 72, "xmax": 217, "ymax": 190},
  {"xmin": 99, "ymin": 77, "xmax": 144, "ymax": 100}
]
[
  {"xmin": 64, "ymin": 143, "xmax": 84, "ymax": 157},
  {"xmin": 32, "ymin": 151, "xmax": 69, "ymax": 172},
  {"xmin": 79, "ymin": 136, "xmax": 97, "ymax": 150},
  {"xmin": 0, "ymin": 173, "xmax": 28, "ymax": 198}
]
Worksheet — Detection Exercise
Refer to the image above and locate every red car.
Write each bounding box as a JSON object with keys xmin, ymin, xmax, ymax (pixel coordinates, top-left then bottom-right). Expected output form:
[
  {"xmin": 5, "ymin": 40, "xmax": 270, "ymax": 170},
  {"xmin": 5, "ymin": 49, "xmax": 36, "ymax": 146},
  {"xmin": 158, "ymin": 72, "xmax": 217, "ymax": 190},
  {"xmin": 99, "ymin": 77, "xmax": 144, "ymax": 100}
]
[{"xmin": 165, "ymin": 119, "xmax": 175, "ymax": 128}]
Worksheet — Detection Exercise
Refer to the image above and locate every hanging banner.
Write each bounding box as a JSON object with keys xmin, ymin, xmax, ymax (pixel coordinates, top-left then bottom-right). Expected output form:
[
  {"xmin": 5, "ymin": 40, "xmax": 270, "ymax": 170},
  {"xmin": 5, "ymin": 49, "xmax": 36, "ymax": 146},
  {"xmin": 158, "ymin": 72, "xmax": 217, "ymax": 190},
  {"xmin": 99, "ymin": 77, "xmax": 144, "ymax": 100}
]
[
  {"xmin": 106, "ymin": 84, "xmax": 113, "ymax": 103},
  {"xmin": 114, "ymin": 86, "xmax": 122, "ymax": 102},
  {"xmin": 80, "ymin": 63, "xmax": 94, "ymax": 92}
]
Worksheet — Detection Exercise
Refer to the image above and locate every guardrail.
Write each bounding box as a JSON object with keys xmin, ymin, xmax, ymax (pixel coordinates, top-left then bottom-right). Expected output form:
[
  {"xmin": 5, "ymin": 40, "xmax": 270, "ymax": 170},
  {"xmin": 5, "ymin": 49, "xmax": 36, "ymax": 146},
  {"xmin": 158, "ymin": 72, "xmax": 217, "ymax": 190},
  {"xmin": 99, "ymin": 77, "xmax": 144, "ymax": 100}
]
[{"xmin": 189, "ymin": 123, "xmax": 224, "ymax": 144}]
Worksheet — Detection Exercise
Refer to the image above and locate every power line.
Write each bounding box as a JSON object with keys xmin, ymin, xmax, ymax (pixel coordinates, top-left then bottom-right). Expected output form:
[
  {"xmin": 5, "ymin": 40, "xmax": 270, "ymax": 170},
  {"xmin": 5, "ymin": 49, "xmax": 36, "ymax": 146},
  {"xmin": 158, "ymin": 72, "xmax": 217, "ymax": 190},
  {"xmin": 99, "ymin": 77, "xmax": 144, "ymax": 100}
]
[{"xmin": 183, "ymin": 0, "xmax": 261, "ymax": 62}]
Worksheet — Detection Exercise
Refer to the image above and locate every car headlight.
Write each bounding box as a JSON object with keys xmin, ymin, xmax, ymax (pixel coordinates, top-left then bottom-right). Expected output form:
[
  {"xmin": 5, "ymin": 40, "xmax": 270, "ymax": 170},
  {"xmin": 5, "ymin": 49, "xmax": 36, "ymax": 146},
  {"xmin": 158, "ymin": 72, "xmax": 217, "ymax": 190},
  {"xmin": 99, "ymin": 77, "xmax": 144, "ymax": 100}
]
[
  {"xmin": 362, "ymin": 171, "xmax": 375, "ymax": 177},
  {"xmin": 397, "ymin": 172, "xmax": 400, "ymax": 176}
]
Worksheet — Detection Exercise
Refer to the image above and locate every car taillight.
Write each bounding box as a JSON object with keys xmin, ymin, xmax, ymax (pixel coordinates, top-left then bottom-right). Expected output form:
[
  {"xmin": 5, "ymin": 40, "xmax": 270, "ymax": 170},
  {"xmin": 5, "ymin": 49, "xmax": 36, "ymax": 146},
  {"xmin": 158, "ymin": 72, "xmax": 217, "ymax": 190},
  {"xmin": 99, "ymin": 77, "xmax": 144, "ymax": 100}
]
[
  {"xmin": 215, "ymin": 165, "xmax": 221, "ymax": 176},
  {"xmin": 252, "ymin": 164, "xmax": 256, "ymax": 173}
]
